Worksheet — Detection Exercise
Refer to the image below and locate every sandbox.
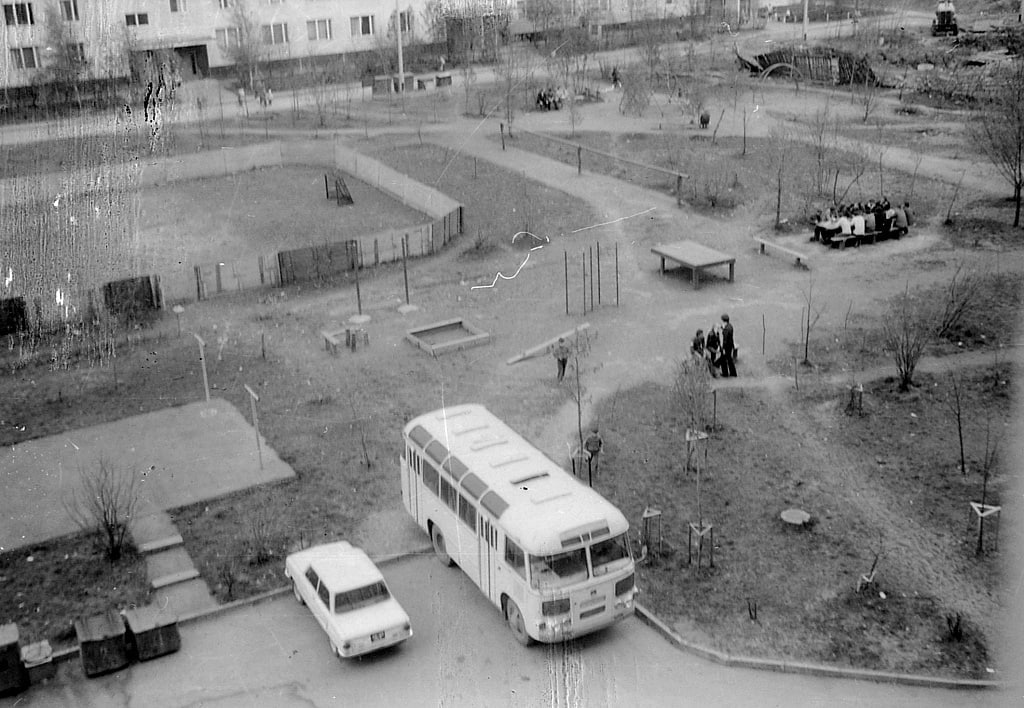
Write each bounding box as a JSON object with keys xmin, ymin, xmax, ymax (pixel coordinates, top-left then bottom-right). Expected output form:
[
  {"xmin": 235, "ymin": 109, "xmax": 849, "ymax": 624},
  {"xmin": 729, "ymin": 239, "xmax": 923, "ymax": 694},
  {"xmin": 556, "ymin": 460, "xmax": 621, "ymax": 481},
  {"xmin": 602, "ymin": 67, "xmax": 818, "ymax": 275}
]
[{"xmin": 405, "ymin": 318, "xmax": 491, "ymax": 356}]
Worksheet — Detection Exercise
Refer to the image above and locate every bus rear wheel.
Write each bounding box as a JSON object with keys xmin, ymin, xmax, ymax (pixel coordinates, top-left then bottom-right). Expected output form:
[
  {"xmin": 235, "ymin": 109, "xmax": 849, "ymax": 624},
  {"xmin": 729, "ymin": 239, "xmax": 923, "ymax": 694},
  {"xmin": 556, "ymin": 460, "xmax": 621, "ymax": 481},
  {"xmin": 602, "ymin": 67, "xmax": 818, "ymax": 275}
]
[
  {"xmin": 506, "ymin": 600, "xmax": 534, "ymax": 646},
  {"xmin": 431, "ymin": 525, "xmax": 453, "ymax": 567}
]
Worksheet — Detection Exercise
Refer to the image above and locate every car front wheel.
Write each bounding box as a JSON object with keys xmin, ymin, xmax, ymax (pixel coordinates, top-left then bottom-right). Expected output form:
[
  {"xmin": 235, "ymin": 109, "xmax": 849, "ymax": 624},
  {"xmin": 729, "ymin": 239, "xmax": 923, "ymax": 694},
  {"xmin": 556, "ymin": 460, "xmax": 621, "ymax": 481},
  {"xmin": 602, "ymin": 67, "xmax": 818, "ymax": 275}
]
[
  {"xmin": 431, "ymin": 525, "xmax": 453, "ymax": 567},
  {"xmin": 292, "ymin": 580, "xmax": 304, "ymax": 605}
]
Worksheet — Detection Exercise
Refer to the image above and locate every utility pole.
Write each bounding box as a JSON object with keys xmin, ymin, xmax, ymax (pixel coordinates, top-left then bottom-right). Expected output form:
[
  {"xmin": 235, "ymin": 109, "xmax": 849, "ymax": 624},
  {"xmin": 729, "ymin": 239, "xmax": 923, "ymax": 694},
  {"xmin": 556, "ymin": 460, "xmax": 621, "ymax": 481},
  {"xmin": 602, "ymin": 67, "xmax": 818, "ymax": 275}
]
[{"xmin": 803, "ymin": 0, "xmax": 809, "ymax": 41}]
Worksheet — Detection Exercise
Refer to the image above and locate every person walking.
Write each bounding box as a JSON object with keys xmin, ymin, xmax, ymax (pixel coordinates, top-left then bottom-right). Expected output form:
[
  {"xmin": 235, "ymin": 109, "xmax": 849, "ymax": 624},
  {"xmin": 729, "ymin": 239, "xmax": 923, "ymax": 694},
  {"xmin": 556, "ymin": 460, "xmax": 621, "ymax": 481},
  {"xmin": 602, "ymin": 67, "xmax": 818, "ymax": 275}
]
[
  {"xmin": 583, "ymin": 426, "xmax": 603, "ymax": 483},
  {"xmin": 553, "ymin": 337, "xmax": 571, "ymax": 382},
  {"xmin": 690, "ymin": 329, "xmax": 705, "ymax": 364},
  {"xmin": 720, "ymin": 314, "xmax": 737, "ymax": 377}
]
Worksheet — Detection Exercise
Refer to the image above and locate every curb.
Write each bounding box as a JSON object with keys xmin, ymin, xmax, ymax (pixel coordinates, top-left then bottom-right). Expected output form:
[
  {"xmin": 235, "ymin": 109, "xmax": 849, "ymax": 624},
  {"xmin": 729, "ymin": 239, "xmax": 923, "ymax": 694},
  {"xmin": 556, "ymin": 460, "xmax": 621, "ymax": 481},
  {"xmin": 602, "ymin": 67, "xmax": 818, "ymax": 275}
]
[
  {"xmin": 632, "ymin": 602, "xmax": 1001, "ymax": 690},
  {"xmin": 46, "ymin": 546, "xmax": 435, "ymax": 669}
]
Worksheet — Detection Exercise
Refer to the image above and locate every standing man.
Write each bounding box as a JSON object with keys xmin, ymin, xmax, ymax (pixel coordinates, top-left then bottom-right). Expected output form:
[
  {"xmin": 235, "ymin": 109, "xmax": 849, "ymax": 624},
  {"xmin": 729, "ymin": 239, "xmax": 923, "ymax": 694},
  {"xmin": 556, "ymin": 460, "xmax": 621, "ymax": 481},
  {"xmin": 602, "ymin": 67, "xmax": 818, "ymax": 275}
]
[
  {"xmin": 583, "ymin": 426, "xmax": 603, "ymax": 484},
  {"xmin": 720, "ymin": 314, "xmax": 737, "ymax": 377},
  {"xmin": 553, "ymin": 337, "xmax": 571, "ymax": 382}
]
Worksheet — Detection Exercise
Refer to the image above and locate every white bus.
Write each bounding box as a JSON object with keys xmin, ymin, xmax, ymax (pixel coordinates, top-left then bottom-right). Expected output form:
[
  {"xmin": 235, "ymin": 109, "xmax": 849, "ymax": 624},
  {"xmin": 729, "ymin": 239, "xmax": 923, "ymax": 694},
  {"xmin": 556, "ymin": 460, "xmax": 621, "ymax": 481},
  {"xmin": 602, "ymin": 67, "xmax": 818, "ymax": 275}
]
[{"xmin": 400, "ymin": 404, "xmax": 638, "ymax": 645}]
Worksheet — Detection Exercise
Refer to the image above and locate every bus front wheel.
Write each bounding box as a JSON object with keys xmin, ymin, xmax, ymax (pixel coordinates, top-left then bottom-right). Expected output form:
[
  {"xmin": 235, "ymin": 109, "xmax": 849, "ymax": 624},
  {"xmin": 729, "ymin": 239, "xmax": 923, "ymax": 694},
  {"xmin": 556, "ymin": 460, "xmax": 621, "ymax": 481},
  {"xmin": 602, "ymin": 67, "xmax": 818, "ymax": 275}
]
[
  {"xmin": 431, "ymin": 525, "xmax": 453, "ymax": 567},
  {"xmin": 506, "ymin": 600, "xmax": 534, "ymax": 646}
]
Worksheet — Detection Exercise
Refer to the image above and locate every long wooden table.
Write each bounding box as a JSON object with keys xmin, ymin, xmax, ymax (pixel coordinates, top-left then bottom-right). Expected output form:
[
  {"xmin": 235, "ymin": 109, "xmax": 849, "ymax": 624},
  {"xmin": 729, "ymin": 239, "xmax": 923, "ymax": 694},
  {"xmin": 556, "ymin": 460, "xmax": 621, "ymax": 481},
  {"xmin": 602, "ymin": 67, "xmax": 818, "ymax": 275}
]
[{"xmin": 651, "ymin": 240, "xmax": 735, "ymax": 289}]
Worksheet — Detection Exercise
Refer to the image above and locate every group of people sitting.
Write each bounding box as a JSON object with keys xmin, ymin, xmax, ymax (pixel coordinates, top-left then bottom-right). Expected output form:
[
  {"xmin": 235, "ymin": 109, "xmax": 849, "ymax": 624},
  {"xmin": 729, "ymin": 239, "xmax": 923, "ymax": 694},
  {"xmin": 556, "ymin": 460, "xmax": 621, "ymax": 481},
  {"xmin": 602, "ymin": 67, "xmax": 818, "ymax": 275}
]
[
  {"xmin": 536, "ymin": 87, "xmax": 568, "ymax": 111},
  {"xmin": 811, "ymin": 198, "xmax": 914, "ymax": 246},
  {"xmin": 689, "ymin": 315, "xmax": 737, "ymax": 379}
]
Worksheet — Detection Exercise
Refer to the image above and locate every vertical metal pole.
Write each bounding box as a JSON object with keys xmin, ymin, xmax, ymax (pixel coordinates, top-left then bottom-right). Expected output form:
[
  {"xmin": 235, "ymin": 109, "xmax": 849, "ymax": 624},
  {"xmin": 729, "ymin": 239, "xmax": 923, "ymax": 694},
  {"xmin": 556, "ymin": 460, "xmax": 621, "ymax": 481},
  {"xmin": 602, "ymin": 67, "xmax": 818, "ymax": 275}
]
[
  {"xmin": 244, "ymin": 384, "xmax": 263, "ymax": 470},
  {"xmin": 615, "ymin": 242, "xmax": 619, "ymax": 307},
  {"xmin": 597, "ymin": 243, "xmax": 601, "ymax": 306},
  {"xmin": 581, "ymin": 252, "xmax": 586, "ymax": 314},
  {"xmin": 396, "ymin": 0, "xmax": 404, "ymax": 92},
  {"xmin": 355, "ymin": 261, "xmax": 363, "ymax": 315},
  {"xmin": 589, "ymin": 246, "xmax": 594, "ymax": 311},
  {"xmin": 500, "ymin": 122, "xmax": 506, "ymax": 150},
  {"xmin": 577, "ymin": 146, "xmax": 582, "ymax": 175},
  {"xmin": 564, "ymin": 250, "xmax": 569, "ymax": 315},
  {"xmin": 194, "ymin": 334, "xmax": 210, "ymax": 402},
  {"xmin": 402, "ymin": 238, "xmax": 410, "ymax": 305}
]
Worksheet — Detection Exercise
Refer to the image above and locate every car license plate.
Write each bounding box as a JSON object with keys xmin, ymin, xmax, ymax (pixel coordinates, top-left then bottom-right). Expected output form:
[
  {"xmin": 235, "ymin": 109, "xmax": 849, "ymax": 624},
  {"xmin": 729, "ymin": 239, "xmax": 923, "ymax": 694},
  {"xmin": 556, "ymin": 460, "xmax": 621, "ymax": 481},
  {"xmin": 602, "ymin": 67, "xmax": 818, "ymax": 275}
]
[{"xmin": 371, "ymin": 631, "xmax": 385, "ymax": 642}]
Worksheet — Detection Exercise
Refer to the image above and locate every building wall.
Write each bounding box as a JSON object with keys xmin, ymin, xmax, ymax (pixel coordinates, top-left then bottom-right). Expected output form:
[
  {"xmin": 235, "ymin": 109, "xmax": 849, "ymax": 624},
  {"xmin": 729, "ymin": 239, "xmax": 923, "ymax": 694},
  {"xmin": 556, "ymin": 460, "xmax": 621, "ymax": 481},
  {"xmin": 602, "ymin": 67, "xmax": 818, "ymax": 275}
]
[{"xmin": 1, "ymin": 0, "xmax": 441, "ymax": 91}]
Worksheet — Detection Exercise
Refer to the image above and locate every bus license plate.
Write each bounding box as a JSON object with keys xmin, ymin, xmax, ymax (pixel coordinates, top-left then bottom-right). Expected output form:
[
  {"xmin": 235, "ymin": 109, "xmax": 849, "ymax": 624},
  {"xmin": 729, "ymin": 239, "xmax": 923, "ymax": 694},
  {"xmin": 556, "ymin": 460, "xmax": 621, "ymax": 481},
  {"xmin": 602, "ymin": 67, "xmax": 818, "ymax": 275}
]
[{"xmin": 371, "ymin": 631, "xmax": 385, "ymax": 642}]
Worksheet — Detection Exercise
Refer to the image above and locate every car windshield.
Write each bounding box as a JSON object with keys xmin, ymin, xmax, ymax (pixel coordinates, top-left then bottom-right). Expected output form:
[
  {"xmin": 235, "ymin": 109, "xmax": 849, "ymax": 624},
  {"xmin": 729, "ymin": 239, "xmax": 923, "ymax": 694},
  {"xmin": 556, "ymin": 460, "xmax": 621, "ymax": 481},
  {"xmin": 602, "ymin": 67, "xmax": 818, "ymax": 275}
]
[
  {"xmin": 589, "ymin": 533, "xmax": 632, "ymax": 576},
  {"xmin": 529, "ymin": 548, "xmax": 588, "ymax": 590},
  {"xmin": 334, "ymin": 581, "xmax": 390, "ymax": 613}
]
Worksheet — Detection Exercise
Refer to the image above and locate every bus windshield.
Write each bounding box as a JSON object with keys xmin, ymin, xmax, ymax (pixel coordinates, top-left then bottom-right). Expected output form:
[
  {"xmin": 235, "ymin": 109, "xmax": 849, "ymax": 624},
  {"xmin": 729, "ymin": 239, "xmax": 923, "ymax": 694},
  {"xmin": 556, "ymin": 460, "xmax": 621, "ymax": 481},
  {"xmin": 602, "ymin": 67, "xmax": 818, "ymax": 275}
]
[
  {"xmin": 589, "ymin": 533, "xmax": 632, "ymax": 576},
  {"xmin": 529, "ymin": 548, "xmax": 589, "ymax": 590}
]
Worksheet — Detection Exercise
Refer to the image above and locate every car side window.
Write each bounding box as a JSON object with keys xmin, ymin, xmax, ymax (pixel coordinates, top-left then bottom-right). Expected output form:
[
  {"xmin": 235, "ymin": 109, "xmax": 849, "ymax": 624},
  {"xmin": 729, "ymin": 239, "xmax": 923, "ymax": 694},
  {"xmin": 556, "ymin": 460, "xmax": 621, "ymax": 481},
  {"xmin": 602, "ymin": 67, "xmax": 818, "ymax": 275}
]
[
  {"xmin": 304, "ymin": 566, "xmax": 319, "ymax": 588},
  {"xmin": 317, "ymin": 580, "xmax": 330, "ymax": 608}
]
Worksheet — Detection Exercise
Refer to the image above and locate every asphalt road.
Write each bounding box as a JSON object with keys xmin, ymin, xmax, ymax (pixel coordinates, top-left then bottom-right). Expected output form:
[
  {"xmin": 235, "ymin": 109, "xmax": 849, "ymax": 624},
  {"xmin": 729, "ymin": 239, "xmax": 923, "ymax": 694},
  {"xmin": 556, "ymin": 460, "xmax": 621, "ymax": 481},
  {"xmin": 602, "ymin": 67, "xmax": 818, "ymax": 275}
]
[{"xmin": 6, "ymin": 553, "xmax": 1010, "ymax": 708}]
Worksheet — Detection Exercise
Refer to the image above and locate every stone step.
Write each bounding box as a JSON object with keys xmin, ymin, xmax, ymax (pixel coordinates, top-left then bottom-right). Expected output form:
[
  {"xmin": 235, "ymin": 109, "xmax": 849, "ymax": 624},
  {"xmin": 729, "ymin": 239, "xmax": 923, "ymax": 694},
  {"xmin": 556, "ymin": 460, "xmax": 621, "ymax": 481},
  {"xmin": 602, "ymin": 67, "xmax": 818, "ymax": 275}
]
[
  {"xmin": 152, "ymin": 578, "xmax": 218, "ymax": 618},
  {"xmin": 146, "ymin": 546, "xmax": 198, "ymax": 590},
  {"xmin": 151, "ymin": 568, "xmax": 201, "ymax": 590},
  {"xmin": 138, "ymin": 534, "xmax": 184, "ymax": 555}
]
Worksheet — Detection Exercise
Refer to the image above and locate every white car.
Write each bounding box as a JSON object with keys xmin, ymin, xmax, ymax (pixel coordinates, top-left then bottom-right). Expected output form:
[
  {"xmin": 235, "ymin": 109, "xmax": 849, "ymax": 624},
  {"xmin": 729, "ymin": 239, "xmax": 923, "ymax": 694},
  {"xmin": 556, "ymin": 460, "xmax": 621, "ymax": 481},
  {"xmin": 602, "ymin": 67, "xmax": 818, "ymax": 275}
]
[{"xmin": 284, "ymin": 541, "xmax": 412, "ymax": 658}]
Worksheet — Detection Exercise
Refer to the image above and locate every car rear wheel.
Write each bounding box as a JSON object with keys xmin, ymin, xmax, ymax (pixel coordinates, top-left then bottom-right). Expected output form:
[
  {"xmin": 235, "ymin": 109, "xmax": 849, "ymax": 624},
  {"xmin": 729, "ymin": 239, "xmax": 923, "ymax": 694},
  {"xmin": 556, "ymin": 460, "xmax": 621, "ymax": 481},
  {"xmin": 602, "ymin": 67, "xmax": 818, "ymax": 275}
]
[
  {"xmin": 506, "ymin": 600, "xmax": 533, "ymax": 646},
  {"xmin": 431, "ymin": 525, "xmax": 453, "ymax": 567},
  {"xmin": 292, "ymin": 580, "xmax": 304, "ymax": 605}
]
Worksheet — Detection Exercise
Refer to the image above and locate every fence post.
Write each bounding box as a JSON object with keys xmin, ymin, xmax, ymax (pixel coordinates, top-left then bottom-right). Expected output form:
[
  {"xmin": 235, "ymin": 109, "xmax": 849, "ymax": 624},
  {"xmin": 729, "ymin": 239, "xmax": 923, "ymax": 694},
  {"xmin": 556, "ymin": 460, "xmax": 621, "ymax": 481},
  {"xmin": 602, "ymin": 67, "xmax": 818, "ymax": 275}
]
[
  {"xmin": 589, "ymin": 246, "xmax": 594, "ymax": 311},
  {"xmin": 403, "ymin": 237, "xmax": 410, "ymax": 305},
  {"xmin": 581, "ymin": 251, "xmax": 586, "ymax": 315},
  {"xmin": 564, "ymin": 250, "xmax": 569, "ymax": 316},
  {"xmin": 597, "ymin": 243, "xmax": 601, "ymax": 306},
  {"xmin": 500, "ymin": 122, "xmax": 506, "ymax": 151},
  {"xmin": 615, "ymin": 242, "xmax": 619, "ymax": 307},
  {"xmin": 577, "ymin": 146, "xmax": 582, "ymax": 175},
  {"xmin": 676, "ymin": 175, "xmax": 683, "ymax": 207}
]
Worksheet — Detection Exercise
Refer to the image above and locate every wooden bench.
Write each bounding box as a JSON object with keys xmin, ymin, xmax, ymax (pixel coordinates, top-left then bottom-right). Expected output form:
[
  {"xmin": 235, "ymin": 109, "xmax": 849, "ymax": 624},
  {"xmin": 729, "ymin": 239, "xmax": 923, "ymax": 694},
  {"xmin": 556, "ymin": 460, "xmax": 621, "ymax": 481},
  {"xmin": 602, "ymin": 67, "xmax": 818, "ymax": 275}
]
[
  {"xmin": 754, "ymin": 237, "xmax": 810, "ymax": 268},
  {"xmin": 323, "ymin": 328, "xmax": 369, "ymax": 355}
]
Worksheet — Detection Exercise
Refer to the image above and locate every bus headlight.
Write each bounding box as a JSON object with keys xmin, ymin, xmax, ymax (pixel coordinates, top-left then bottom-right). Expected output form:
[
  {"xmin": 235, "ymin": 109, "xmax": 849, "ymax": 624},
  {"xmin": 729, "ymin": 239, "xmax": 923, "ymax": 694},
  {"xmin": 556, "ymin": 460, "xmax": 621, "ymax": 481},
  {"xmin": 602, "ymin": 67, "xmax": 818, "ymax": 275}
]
[
  {"xmin": 614, "ymin": 573, "xmax": 635, "ymax": 597},
  {"xmin": 542, "ymin": 598, "xmax": 571, "ymax": 616}
]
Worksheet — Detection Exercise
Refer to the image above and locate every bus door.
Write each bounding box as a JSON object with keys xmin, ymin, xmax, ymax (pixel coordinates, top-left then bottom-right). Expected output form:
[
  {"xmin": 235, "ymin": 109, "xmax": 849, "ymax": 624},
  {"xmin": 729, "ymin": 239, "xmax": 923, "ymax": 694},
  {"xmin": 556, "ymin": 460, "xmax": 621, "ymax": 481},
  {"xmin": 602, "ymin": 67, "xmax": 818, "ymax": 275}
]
[
  {"xmin": 457, "ymin": 513, "xmax": 480, "ymax": 590},
  {"xmin": 402, "ymin": 445, "xmax": 419, "ymax": 523},
  {"xmin": 479, "ymin": 517, "xmax": 495, "ymax": 601}
]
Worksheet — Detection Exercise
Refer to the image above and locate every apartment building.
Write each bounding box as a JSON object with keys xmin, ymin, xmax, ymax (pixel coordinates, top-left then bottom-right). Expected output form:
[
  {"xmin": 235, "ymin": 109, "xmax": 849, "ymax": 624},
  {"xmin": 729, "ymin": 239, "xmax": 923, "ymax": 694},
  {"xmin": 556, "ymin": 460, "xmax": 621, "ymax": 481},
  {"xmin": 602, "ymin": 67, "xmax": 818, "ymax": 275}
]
[{"xmin": 0, "ymin": 0, "xmax": 446, "ymax": 92}]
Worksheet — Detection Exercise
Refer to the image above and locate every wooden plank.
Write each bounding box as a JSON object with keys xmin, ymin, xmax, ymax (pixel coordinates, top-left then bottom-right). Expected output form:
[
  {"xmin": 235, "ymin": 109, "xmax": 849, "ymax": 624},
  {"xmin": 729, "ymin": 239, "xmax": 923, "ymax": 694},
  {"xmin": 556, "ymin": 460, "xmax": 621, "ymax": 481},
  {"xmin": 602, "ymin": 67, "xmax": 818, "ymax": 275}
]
[{"xmin": 506, "ymin": 323, "xmax": 591, "ymax": 365}]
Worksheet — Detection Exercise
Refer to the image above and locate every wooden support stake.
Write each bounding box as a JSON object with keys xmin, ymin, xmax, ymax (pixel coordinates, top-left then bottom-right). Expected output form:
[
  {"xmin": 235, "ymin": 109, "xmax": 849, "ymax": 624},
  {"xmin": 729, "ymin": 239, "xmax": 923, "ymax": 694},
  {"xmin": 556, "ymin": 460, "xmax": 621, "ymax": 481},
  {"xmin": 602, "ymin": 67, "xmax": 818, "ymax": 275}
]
[
  {"xmin": 577, "ymin": 146, "xmax": 582, "ymax": 175},
  {"xmin": 564, "ymin": 250, "xmax": 569, "ymax": 315},
  {"xmin": 597, "ymin": 243, "xmax": 601, "ymax": 306},
  {"xmin": 615, "ymin": 242, "xmax": 619, "ymax": 307}
]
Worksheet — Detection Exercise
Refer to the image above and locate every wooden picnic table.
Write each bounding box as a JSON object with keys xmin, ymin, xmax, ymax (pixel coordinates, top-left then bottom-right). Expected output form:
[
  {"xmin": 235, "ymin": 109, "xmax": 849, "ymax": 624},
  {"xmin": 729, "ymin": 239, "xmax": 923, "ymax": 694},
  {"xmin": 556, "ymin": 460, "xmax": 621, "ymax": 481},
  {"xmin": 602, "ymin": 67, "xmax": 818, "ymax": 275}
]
[{"xmin": 651, "ymin": 240, "xmax": 735, "ymax": 289}]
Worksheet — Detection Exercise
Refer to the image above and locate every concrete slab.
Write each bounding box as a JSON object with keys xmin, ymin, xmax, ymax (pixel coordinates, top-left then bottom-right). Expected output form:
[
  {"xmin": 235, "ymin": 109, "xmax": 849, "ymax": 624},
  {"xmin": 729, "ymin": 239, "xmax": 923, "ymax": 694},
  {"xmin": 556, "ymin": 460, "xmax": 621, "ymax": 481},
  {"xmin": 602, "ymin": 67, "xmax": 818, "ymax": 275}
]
[
  {"xmin": 145, "ymin": 546, "xmax": 196, "ymax": 586},
  {"xmin": 131, "ymin": 511, "xmax": 182, "ymax": 551},
  {"xmin": 151, "ymin": 578, "xmax": 217, "ymax": 617},
  {"xmin": 0, "ymin": 398, "xmax": 295, "ymax": 551}
]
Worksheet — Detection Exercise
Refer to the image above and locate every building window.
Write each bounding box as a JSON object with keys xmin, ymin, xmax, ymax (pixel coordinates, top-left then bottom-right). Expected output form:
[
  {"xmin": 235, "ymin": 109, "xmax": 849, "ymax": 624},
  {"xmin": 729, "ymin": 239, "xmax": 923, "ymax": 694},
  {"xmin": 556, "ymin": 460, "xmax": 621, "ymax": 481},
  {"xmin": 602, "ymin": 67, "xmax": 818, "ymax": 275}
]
[
  {"xmin": 169, "ymin": 0, "xmax": 186, "ymax": 12},
  {"xmin": 9, "ymin": 46, "xmax": 37, "ymax": 69},
  {"xmin": 505, "ymin": 539, "xmax": 526, "ymax": 578},
  {"xmin": 350, "ymin": 15, "xmax": 373, "ymax": 37},
  {"xmin": 69, "ymin": 42, "xmax": 85, "ymax": 63},
  {"xmin": 216, "ymin": 27, "xmax": 241, "ymax": 50},
  {"xmin": 307, "ymin": 18, "xmax": 331, "ymax": 41},
  {"xmin": 398, "ymin": 11, "xmax": 412, "ymax": 33},
  {"xmin": 262, "ymin": 22, "xmax": 288, "ymax": 44},
  {"xmin": 59, "ymin": 0, "xmax": 77, "ymax": 21},
  {"xmin": 218, "ymin": 0, "xmax": 233, "ymax": 7},
  {"xmin": 125, "ymin": 13, "xmax": 149, "ymax": 26},
  {"xmin": 3, "ymin": 3, "xmax": 34, "ymax": 26}
]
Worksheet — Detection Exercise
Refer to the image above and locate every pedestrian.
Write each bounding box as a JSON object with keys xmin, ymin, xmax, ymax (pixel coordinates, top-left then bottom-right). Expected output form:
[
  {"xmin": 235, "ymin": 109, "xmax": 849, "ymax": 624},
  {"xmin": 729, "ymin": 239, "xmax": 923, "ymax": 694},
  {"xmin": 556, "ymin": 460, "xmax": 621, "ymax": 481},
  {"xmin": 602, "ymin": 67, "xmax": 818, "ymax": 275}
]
[
  {"xmin": 704, "ymin": 326, "xmax": 721, "ymax": 378},
  {"xmin": 236, "ymin": 86, "xmax": 245, "ymax": 107},
  {"xmin": 266, "ymin": 88, "xmax": 273, "ymax": 106},
  {"xmin": 690, "ymin": 329, "xmax": 705, "ymax": 363},
  {"xmin": 720, "ymin": 314, "xmax": 737, "ymax": 377},
  {"xmin": 583, "ymin": 426, "xmax": 603, "ymax": 481},
  {"xmin": 611, "ymin": 66, "xmax": 621, "ymax": 89},
  {"xmin": 552, "ymin": 337, "xmax": 571, "ymax": 382}
]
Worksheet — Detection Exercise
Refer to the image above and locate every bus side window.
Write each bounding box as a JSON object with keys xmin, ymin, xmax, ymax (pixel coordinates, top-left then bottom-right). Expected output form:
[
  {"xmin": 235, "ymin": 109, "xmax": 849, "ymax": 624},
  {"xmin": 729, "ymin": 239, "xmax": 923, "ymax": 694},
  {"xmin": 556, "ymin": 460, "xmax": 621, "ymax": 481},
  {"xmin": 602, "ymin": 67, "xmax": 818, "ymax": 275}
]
[{"xmin": 505, "ymin": 538, "xmax": 526, "ymax": 578}]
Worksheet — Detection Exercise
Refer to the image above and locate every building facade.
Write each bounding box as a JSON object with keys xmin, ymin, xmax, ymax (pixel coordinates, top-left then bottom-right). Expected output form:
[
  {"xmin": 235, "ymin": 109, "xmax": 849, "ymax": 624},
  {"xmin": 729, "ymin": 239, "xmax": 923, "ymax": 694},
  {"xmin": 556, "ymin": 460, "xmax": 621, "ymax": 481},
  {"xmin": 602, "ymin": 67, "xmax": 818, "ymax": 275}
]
[{"xmin": 1, "ymin": 0, "xmax": 448, "ymax": 91}]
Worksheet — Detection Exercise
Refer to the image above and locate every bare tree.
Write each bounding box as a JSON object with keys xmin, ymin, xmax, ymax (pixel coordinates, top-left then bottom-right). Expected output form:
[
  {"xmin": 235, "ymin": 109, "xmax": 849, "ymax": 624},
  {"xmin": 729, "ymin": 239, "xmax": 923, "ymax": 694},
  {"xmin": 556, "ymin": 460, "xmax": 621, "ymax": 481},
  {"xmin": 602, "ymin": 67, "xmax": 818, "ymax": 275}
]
[
  {"xmin": 40, "ymin": 1, "xmax": 88, "ymax": 111},
  {"xmin": 225, "ymin": 0, "xmax": 264, "ymax": 92},
  {"xmin": 975, "ymin": 420, "xmax": 1000, "ymax": 556},
  {"xmin": 800, "ymin": 275, "xmax": 826, "ymax": 365},
  {"xmin": 944, "ymin": 371, "xmax": 968, "ymax": 477},
  {"xmin": 673, "ymin": 356, "xmax": 714, "ymax": 435},
  {"xmin": 971, "ymin": 59, "xmax": 1024, "ymax": 227},
  {"xmin": 810, "ymin": 99, "xmax": 837, "ymax": 197},
  {"xmin": 63, "ymin": 456, "xmax": 140, "ymax": 561},
  {"xmin": 882, "ymin": 285, "xmax": 932, "ymax": 392},
  {"xmin": 932, "ymin": 263, "xmax": 980, "ymax": 339}
]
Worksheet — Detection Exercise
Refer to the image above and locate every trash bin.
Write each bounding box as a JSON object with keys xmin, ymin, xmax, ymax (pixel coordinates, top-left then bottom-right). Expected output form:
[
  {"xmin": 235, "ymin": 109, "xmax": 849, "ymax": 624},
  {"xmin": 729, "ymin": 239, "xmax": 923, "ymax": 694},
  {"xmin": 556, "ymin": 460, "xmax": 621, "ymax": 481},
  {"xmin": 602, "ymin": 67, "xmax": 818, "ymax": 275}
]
[
  {"xmin": 75, "ymin": 608, "xmax": 129, "ymax": 678},
  {"xmin": 372, "ymin": 75, "xmax": 392, "ymax": 96},
  {"xmin": 123, "ymin": 606, "xmax": 181, "ymax": 661},
  {"xmin": 20, "ymin": 640, "xmax": 55, "ymax": 684},
  {"xmin": 0, "ymin": 623, "xmax": 28, "ymax": 696}
]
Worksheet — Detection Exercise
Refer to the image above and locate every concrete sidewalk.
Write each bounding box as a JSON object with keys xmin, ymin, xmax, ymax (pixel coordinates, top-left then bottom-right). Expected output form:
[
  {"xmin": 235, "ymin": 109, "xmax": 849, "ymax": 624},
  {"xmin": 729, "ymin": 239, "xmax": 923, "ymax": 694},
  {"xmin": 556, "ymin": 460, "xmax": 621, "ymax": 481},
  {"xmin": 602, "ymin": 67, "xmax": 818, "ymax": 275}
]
[{"xmin": 1, "ymin": 397, "xmax": 294, "ymax": 551}]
